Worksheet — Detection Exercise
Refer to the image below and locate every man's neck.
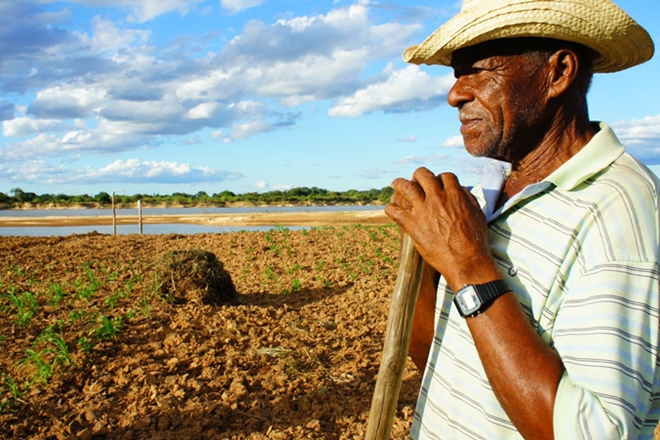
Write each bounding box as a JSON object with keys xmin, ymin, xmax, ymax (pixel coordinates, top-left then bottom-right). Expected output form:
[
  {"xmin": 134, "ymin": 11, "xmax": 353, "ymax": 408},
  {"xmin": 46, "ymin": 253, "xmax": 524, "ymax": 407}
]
[{"xmin": 497, "ymin": 114, "xmax": 595, "ymax": 209}]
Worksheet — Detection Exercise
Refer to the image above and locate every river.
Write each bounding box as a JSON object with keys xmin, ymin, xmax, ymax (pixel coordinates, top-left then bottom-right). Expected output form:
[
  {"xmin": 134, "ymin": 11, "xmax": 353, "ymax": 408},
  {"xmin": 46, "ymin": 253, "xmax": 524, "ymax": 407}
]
[{"xmin": 0, "ymin": 205, "xmax": 384, "ymax": 237}]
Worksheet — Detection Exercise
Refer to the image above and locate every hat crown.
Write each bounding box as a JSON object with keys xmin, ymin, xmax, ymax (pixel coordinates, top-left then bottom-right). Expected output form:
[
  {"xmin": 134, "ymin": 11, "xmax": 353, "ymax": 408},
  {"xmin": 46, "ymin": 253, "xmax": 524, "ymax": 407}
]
[
  {"xmin": 461, "ymin": 0, "xmax": 480, "ymax": 11},
  {"xmin": 403, "ymin": 0, "xmax": 654, "ymax": 73}
]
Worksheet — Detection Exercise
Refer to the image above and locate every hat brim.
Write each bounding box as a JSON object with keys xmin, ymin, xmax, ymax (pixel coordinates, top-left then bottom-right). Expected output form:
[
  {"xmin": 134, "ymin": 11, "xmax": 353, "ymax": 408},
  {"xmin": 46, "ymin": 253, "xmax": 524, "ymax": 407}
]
[{"xmin": 403, "ymin": 0, "xmax": 654, "ymax": 73}]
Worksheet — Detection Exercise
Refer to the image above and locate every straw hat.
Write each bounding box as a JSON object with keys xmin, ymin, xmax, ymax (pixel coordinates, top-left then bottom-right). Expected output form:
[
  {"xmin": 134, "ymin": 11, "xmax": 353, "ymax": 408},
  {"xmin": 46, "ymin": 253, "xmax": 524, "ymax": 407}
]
[{"xmin": 403, "ymin": 0, "xmax": 654, "ymax": 73}]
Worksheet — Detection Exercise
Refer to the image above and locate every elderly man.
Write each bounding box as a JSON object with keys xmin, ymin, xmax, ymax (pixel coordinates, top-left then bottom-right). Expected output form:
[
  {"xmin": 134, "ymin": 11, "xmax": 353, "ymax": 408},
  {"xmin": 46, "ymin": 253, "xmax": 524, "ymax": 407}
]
[{"xmin": 385, "ymin": 1, "xmax": 659, "ymax": 439}]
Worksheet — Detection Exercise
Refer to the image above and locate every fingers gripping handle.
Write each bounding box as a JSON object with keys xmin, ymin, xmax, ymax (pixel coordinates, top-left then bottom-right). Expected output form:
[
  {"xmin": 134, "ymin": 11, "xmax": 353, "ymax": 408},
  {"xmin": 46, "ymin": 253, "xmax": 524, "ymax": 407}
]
[{"xmin": 365, "ymin": 234, "xmax": 424, "ymax": 439}]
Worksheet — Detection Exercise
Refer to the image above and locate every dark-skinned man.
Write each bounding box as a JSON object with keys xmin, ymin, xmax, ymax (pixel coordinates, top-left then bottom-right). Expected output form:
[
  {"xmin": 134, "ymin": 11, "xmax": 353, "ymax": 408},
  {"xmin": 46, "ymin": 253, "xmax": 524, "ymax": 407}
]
[{"xmin": 385, "ymin": 1, "xmax": 659, "ymax": 439}]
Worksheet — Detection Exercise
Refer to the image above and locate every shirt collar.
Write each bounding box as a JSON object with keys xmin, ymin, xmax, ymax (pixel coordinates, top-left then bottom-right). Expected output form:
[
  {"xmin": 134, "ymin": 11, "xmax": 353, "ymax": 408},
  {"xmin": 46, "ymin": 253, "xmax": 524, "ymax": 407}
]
[
  {"xmin": 475, "ymin": 122, "xmax": 624, "ymax": 221},
  {"xmin": 545, "ymin": 121, "xmax": 625, "ymax": 190}
]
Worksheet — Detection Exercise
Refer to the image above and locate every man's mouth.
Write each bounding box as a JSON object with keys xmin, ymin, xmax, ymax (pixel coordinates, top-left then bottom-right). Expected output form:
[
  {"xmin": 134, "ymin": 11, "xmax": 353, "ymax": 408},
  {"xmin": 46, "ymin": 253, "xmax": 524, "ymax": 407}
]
[{"xmin": 458, "ymin": 115, "xmax": 481, "ymax": 135}]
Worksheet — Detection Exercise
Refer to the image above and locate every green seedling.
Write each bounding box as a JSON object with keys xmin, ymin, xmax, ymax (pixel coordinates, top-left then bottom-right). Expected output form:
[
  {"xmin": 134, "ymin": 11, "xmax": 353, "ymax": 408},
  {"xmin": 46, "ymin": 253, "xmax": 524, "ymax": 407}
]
[
  {"xmin": 48, "ymin": 282, "xmax": 65, "ymax": 305},
  {"xmin": 8, "ymin": 292, "xmax": 38, "ymax": 327},
  {"xmin": 95, "ymin": 316, "xmax": 122, "ymax": 340},
  {"xmin": 76, "ymin": 269, "xmax": 101, "ymax": 300},
  {"xmin": 264, "ymin": 266, "xmax": 277, "ymax": 281},
  {"xmin": 138, "ymin": 297, "xmax": 151, "ymax": 316},
  {"xmin": 1, "ymin": 372, "xmax": 24, "ymax": 412},
  {"xmin": 282, "ymin": 278, "xmax": 302, "ymax": 295},
  {"xmin": 69, "ymin": 309, "xmax": 93, "ymax": 324},
  {"xmin": 37, "ymin": 329, "xmax": 72, "ymax": 368},
  {"xmin": 77, "ymin": 337, "xmax": 93, "ymax": 353},
  {"xmin": 20, "ymin": 349, "xmax": 52, "ymax": 387}
]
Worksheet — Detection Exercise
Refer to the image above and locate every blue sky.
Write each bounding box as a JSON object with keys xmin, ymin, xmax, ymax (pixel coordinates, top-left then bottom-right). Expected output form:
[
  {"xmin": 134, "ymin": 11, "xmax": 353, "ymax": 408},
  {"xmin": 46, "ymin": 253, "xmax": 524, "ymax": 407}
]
[{"xmin": 1, "ymin": 0, "xmax": 659, "ymax": 197}]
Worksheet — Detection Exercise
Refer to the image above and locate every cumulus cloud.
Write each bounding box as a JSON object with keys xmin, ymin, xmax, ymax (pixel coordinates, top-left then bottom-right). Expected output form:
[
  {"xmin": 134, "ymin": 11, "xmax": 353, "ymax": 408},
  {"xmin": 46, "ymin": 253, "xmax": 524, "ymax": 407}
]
[
  {"xmin": 0, "ymin": 0, "xmax": 444, "ymax": 188},
  {"xmin": 0, "ymin": 161, "xmax": 70, "ymax": 185},
  {"xmin": 441, "ymin": 135, "xmax": 464, "ymax": 148},
  {"xmin": 78, "ymin": 159, "xmax": 244, "ymax": 184},
  {"xmin": 3, "ymin": 1, "xmax": 423, "ymax": 148},
  {"xmin": 328, "ymin": 66, "xmax": 454, "ymax": 117},
  {"xmin": 392, "ymin": 154, "xmax": 448, "ymax": 165},
  {"xmin": 2, "ymin": 117, "xmax": 81, "ymax": 137},
  {"xmin": 38, "ymin": 0, "xmax": 206, "ymax": 23},
  {"xmin": 220, "ymin": 0, "xmax": 264, "ymax": 14},
  {"xmin": 0, "ymin": 99, "xmax": 15, "ymax": 120},
  {"xmin": 611, "ymin": 115, "xmax": 660, "ymax": 164},
  {"xmin": 0, "ymin": 157, "xmax": 243, "ymax": 186},
  {"xmin": 0, "ymin": 131, "xmax": 150, "ymax": 162},
  {"xmin": 397, "ymin": 135, "xmax": 417, "ymax": 143}
]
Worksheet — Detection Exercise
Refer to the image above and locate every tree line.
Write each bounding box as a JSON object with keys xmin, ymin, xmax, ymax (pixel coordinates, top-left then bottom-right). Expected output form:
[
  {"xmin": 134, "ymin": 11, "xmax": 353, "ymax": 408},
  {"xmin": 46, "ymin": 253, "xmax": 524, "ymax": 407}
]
[{"xmin": 0, "ymin": 186, "xmax": 395, "ymax": 209}]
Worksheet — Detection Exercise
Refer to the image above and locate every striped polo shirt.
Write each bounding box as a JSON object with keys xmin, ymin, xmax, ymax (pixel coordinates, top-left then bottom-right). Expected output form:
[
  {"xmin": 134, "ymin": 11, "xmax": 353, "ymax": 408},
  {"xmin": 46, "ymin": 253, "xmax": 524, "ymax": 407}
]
[{"xmin": 411, "ymin": 122, "xmax": 660, "ymax": 439}]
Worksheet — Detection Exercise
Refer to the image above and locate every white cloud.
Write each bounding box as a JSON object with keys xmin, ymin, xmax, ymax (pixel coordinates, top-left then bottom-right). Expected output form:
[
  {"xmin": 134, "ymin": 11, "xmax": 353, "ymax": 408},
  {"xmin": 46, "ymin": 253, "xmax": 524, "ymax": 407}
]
[
  {"xmin": 328, "ymin": 67, "xmax": 454, "ymax": 117},
  {"xmin": 186, "ymin": 102, "xmax": 220, "ymax": 119},
  {"xmin": 441, "ymin": 135, "xmax": 464, "ymax": 148},
  {"xmin": 29, "ymin": 86, "xmax": 107, "ymax": 119},
  {"xmin": 0, "ymin": 0, "xmax": 443, "ymax": 188},
  {"xmin": 82, "ymin": 158, "xmax": 243, "ymax": 184},
  {"xmin": 38, "ymin": 0, "xmax": 206, "ymax": 23},
  {"xmin": 0, "ymin": 130, "xmax": 149, "ymax": 162},
  {"xmin": 392, "ymin": 155, "xmax": 448, "ymax": 165},
  {"xmin": 88, "ymin": 16, "xmax": 151, "ymax": 51},
  {"xmin": 2, "ymin": 117, "xmax": 78, "ymax": 137},
  {"xmin": 224, "ymin": 119, "xmax": 273, "ymax": 142},
  {"xmin": 397, "ymin": 135, "xmax": 417, "ymax": 143},
  {"xmin": 255, "ymin": 180, "xmax": 268, "ymax": 189},
  {"xmin": 611, "ymin": 115, "xmax": 660, "ymax": 163},
  {"xmin": 221, "ymin": 0, "xmax": 264, "ymax": 14},
  {"xmin": 0, "ymin": 161, "xmax": 70, "ymax": 185}
]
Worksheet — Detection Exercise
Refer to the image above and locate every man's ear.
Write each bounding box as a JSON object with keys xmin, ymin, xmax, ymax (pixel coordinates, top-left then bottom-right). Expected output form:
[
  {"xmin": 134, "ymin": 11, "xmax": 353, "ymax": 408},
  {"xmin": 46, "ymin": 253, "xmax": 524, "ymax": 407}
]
[{"xmin": 546, "ymin": 49, "xmax": 580, "ymax": 99}]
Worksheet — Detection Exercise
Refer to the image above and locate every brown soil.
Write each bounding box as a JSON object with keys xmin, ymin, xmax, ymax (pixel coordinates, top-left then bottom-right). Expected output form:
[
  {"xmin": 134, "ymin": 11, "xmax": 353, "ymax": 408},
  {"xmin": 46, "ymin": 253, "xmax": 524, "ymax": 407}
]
[{"xmin": 0, "ymin": 224, "xmax": 421, "ymax": 439}]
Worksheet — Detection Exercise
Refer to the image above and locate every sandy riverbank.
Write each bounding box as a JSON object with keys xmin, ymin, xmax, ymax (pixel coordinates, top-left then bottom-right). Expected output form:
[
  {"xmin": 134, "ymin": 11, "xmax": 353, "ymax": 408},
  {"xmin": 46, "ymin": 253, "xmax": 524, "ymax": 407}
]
[{"xmin": 0, "ymin": 210, "xmax": 394, "ymax": 228}]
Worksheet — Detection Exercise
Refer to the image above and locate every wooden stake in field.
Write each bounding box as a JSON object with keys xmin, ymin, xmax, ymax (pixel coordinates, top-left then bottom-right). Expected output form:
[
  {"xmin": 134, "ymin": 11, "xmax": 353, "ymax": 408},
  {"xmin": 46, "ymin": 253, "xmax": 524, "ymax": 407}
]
[
  {"xmin": 365, "ymin": 233, "xmax": 423, "ymax": 439},
  {"xmin": 138, "ymin": 200, "xmax": 143, "ymax": 235},
  {"xmin": 112, "ymin": 191, "xmax": 117, "ymax": 236}
]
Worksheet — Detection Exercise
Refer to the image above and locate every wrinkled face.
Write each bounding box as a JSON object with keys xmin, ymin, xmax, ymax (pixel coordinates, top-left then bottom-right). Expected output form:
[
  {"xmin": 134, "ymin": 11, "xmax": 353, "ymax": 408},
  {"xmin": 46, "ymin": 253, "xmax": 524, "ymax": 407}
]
[{"xmin": 448, "ymin": 42, "xmax": 552, "ymax": 161}]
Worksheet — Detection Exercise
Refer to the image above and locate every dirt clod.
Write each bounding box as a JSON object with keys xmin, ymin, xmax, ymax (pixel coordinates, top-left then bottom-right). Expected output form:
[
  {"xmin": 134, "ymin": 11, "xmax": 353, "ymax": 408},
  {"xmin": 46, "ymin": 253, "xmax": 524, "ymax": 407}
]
[{"xmin": 156, "ymin": 249, "xmax": 237, "ymax": 305}]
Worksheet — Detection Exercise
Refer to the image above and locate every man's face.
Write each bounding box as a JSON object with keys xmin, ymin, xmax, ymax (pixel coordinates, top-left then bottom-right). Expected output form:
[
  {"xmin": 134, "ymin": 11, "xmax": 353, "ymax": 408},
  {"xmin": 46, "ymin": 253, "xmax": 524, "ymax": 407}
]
[{"xmin": 448, "ymin": 43, "xmax": 551, "ymax": 161}]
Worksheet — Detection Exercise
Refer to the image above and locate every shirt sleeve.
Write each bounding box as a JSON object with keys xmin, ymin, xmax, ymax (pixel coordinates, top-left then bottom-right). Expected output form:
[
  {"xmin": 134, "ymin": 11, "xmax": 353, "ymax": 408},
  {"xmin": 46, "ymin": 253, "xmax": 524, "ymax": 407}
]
[{"xmin": 552, "ymin": 261, "xmax": 660, "ymax": 439}]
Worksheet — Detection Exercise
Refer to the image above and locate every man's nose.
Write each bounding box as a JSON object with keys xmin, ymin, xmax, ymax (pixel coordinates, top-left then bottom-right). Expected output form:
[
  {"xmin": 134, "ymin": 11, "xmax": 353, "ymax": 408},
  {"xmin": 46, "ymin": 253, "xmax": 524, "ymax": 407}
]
[{"xmin": 447, "ymin": 76, "xmax": 472, "ymax": 109}]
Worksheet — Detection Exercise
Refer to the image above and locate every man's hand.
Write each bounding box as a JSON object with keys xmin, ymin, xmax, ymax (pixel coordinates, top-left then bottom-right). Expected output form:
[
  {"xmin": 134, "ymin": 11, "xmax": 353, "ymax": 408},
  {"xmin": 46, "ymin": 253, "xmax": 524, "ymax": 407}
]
[{"xmin": 384, "ymin": 167, "xmax": 501, "ymax": 291}]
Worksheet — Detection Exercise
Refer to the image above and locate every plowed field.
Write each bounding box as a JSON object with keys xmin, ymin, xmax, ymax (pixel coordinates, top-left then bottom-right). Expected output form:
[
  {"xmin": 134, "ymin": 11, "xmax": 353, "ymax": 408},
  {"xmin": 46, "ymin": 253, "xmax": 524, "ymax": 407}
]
[{"xmin": 0, "ymin": 225, "xmax": 421, "ymax": 439}]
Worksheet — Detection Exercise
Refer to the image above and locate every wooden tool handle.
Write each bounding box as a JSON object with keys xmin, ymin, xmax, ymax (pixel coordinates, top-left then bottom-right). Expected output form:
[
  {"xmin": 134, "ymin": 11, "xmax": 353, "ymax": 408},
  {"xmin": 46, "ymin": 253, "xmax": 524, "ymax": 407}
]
[{"xmin": 365, "ymin": 233, "xmax": 424, "ymax": 439}]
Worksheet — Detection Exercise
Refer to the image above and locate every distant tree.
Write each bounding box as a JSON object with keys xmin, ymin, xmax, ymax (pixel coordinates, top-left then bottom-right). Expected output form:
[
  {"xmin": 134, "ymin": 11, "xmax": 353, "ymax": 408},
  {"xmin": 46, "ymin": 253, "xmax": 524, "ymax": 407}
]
[
  {"xmin": 288, "ymin": 187, "xmax": 311, "ymax": 197},
  {"xmin": 94, "ymin": 192, "xmax": 112, "ymax": 204},
  {"xmin": 211, "ymin": 190, "xmax": 233, "ymax": 202},
  {"xmin": 378, "ymin": 186, "xmax": 394, "ymax": 204},
  {"xmin": 11, "ymin": 188, "xmax": 39, "ymax": 204}
]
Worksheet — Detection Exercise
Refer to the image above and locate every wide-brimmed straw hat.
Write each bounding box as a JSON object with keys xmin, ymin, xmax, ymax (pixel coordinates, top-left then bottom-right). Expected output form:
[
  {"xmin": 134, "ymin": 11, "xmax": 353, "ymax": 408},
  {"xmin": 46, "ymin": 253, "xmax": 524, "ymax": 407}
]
[{"xmin": 403, "ymin": 0, "xmax": 654, "ymax": 73}]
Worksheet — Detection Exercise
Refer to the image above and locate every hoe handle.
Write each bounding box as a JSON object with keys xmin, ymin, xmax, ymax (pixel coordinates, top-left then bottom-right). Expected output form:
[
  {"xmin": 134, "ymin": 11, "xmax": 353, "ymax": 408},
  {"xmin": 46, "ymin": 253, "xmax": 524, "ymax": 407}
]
[{"xmin": 365, "ymin": 233, "xmax": 423, "ymax": 439}]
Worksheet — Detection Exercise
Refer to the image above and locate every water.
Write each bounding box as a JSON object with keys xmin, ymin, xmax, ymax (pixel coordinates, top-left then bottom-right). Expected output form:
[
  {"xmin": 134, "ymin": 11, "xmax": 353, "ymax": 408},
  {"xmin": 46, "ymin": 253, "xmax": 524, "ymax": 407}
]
[
  {"xmin": 0, "ymin": 206, "xmax": 383, "ymax": 237},
  {"xmin": 0, "ymin": 205, "xmax": 383, "ymax": 218}
]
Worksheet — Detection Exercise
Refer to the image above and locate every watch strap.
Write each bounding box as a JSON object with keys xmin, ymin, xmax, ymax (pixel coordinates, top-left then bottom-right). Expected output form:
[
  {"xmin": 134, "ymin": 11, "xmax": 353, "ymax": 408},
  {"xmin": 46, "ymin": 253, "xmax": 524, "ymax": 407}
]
[
  {"xmin": 455, "ymin": 279, "xmax": 510, "ymax": 318},
  {"xmin": 478, "ymin": 279, "xmax": 510, "ymax": 305}
]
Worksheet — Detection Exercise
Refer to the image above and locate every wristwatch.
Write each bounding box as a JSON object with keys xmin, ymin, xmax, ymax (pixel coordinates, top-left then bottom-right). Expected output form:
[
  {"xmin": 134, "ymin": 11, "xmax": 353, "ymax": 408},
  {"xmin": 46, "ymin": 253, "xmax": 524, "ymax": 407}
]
[{"xmin": 453, "ymin": 279, "xmax": 511, "ymax": 318}]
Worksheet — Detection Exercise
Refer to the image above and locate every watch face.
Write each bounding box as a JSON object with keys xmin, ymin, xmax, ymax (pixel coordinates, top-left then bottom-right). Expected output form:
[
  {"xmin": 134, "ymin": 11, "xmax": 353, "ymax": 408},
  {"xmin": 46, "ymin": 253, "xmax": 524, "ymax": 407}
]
[{"xmin": 456, "ymin": 286, "xmax": 482, "ymax": 316}]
